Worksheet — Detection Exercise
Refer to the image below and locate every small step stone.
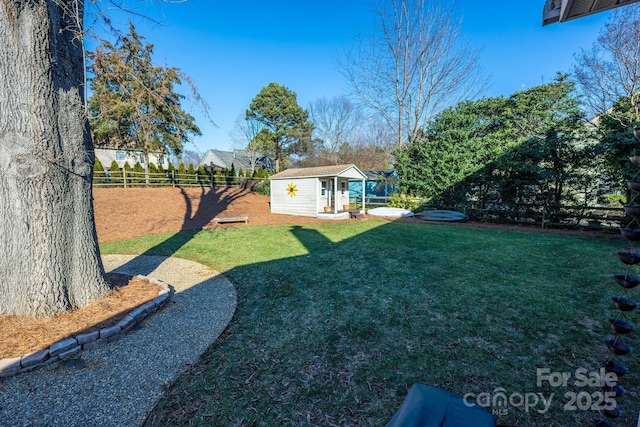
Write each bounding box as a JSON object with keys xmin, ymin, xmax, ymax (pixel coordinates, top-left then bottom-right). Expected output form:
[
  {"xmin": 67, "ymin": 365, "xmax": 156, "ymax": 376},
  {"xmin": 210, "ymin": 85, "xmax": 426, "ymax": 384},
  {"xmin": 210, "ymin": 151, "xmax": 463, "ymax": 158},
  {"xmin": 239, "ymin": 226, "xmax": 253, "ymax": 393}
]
[
  {"xmin": 99, "ymin": 325, "xmax": 121, "ymax": 339},
  {"xmin": 49, "ymin": 338, "xmax": 78, "ymax": 357},
  {"xmin": 58, "ymin": 346, "xmax": 81, "ymax": 360},
  {"xmin": 0, "ymin": 357, "xmax": 21, "ymax": 376},
  {"xmin": 21, "ymin": 350, "xmax": 50, "ymax": 368},
  {"xmin": 75, "ymin": 330, "xmax": 100, "ymax": 345}
]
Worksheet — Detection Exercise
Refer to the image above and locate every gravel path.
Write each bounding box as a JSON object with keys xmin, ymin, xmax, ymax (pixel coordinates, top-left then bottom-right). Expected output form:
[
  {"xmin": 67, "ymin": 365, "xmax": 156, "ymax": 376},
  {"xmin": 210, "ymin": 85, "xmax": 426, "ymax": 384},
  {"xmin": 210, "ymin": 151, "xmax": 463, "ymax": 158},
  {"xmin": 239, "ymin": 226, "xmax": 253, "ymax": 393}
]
[{"xmin": 0, "ymin": 255, "xmax": 237, "ymax": 427}]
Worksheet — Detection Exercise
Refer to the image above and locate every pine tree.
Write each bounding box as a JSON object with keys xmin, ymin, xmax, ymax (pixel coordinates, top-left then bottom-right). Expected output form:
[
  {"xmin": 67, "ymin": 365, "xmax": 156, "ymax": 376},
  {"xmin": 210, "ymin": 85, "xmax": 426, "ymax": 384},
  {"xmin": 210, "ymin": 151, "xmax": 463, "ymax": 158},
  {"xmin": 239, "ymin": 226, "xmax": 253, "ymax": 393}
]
[
  {"xmin": 88, "ymin": 23, "xmax": 201, "ymax": 179},
  {"xmin": 246, "ymin": 82, "xmax": 313, "ymax": 172}
]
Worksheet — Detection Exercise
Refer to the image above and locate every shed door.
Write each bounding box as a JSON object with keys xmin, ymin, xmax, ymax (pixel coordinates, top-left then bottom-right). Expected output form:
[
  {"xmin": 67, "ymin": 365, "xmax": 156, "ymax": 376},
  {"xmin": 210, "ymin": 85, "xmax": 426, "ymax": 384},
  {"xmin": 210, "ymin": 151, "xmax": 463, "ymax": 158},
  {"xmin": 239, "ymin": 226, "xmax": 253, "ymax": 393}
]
[{"xmin": 321, "ymin": 179, "xmax": 332, "ymax": 208}]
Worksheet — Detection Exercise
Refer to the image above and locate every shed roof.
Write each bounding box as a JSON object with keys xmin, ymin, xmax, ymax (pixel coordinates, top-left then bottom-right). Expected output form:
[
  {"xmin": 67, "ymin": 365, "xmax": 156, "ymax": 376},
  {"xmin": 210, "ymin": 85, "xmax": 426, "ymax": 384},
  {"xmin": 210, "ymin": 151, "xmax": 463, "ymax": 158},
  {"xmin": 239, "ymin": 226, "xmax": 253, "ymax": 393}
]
[{"xmin": 270, "ymin": 164, "xmax": 367, "ymax": 180}]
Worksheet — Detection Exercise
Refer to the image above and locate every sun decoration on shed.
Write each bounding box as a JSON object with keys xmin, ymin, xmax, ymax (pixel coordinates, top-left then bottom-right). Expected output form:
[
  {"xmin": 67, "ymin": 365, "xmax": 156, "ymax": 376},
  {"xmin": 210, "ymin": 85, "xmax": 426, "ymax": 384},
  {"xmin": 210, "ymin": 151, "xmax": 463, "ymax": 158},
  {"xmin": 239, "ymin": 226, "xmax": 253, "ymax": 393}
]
[{"xmin": 286, "ymin": 182, "xmax": 298, "ymax": 198}]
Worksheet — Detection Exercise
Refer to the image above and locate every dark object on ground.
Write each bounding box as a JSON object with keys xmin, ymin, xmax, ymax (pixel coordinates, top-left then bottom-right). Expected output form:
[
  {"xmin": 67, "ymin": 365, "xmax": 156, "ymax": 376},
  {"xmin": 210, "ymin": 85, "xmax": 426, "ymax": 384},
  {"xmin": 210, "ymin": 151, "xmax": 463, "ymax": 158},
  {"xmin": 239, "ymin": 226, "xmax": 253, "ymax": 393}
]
[
  {"xmin": 385, "ymin": 383, "xmax": 496, "ymax": 427},
  {"xmin": 417, "ymin": 210, "xmax": 469, "ymax": 222}
]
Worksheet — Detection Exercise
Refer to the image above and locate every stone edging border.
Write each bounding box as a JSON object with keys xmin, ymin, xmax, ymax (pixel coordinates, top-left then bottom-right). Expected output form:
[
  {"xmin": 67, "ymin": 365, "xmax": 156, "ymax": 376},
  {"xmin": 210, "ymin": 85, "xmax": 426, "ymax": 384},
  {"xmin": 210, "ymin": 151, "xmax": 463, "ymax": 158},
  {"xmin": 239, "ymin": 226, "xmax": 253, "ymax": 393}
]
[{"xmin": 0, "ymin": 275, "xmax": 171, "ymax": 378}]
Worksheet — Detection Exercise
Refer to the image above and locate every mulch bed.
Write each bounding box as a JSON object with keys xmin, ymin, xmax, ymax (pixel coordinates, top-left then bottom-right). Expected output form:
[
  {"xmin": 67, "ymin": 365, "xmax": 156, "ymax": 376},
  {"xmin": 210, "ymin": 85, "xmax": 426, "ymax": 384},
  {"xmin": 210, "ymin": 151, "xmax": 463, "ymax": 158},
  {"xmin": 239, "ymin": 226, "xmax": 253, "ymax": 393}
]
[
  {"xmin": 1, "ymin": 274, "xmax": 160, "ymax": 359},
  {"xmin": 93, "ymin": 186, "xmax": 623, "ymax": 243}
]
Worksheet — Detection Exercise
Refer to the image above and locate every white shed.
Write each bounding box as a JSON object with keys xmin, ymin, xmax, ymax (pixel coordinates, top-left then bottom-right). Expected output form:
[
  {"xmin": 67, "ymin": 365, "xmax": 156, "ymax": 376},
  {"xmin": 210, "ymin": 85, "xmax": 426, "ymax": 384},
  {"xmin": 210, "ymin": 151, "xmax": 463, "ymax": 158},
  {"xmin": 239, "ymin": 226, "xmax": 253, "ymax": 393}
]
[{"xmin": 270, "ymin": 164, "xmax": 367, "ymax": 219}]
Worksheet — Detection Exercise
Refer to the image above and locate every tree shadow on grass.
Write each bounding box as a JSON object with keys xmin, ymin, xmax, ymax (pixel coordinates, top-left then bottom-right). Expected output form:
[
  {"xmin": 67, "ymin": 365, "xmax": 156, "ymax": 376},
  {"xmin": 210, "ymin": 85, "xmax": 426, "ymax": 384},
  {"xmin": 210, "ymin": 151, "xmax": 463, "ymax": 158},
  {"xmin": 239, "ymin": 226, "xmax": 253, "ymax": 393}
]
[{"xmin": 95, "ymin": 219, "xmax": 627, "ymax": 426}]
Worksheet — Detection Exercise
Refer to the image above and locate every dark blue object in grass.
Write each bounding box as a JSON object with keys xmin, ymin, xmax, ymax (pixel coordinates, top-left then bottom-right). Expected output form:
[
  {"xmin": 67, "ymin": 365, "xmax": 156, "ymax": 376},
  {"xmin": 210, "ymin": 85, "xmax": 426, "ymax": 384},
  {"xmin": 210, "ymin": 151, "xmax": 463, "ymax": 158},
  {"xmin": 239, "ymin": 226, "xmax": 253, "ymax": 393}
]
[{"xmin": 386, "ymin": 383, "xmax": 496, "ymax": 427}]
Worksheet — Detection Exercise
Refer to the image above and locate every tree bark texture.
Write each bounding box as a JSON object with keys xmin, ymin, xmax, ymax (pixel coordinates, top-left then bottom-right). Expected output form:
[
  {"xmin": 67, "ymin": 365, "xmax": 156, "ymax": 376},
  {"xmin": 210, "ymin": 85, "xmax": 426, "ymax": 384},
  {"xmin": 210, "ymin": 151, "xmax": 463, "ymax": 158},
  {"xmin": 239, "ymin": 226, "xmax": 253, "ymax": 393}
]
[{"xmin": 0, "ymin": 0, "xmax": 110, "ymax": 316}]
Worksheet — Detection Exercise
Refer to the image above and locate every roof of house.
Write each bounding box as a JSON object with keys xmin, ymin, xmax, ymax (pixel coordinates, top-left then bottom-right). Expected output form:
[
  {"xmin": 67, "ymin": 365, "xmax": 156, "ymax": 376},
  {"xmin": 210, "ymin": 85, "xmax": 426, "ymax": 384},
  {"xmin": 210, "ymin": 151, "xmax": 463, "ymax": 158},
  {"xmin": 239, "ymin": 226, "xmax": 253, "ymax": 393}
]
[
  {"xmin": 270, "ymin": 164, "xmax": 367, "ymax": 180},
  {"xmin": 364, "ymin": 170, "xmax": 397, "ymax": 179},
  {"xmin": 542, "ymin": 0, "xmax": 640, "ymax": 25},
  {"xmin": 199, "ymin": 149, "xmax": 270, "ymax": 171}
]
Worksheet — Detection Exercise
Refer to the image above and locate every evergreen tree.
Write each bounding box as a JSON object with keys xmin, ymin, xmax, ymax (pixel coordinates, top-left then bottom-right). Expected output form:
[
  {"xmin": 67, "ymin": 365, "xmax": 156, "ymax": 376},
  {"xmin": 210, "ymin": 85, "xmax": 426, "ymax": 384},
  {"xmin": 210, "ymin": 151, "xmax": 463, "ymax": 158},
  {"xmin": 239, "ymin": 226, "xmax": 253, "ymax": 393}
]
[
  {"xmin": 94, "ymin": 157, "xmax": 105, "ymax": 185},
  {"xmin": 148, "ymin": 162, "xmax": 158, "ymax": 185},
  {"xmin": 177, "ymin": 163, "xmax": 187, "ymax": 186},
  {"xmin": 246, "ymin": 82, "xmax": 313, "ymax": 171},
  {"xmin": 594, "ymin": 97, "xmax": 639, "ymax": 197},
  {"xmin": 88, "ymin": 22, "xmax": 201, "ymax": 178},
  {"xmin": 187, "ymin": 163, "xmax": 196, "ymax": 184},
  {"xmin": 395, "ymin": 74, "xmax": 597, "ymax": 216},
  {"xmin": 167, "ymin": 162, "xmax": 175, "ymax": 185},
  {"xmin": 197, "ymin": 165, "xmax": 207, "ymax": 185},
  {"xmin": 94, "ymin": 156, "xmax": 105, "ymax": 171},
  {"xmin": 133, "ymin": 162, "xmax": 145, "ymax": 185},
  {"xmin": 109, "ymin": 161, "xmax": 122, "ymax": 184}
]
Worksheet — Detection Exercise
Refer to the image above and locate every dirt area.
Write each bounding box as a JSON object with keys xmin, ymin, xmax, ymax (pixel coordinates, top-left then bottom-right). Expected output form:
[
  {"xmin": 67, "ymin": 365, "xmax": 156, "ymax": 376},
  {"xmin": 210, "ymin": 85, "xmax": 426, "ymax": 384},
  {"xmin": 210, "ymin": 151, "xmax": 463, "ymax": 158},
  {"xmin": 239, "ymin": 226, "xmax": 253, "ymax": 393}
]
[
  {"xmin": 93, "ymin": 186, "xmax": 619, "ymax": 243},
  {"xmin": 94, "ymin": 187, "xmax": 339, "ymax": 243}
]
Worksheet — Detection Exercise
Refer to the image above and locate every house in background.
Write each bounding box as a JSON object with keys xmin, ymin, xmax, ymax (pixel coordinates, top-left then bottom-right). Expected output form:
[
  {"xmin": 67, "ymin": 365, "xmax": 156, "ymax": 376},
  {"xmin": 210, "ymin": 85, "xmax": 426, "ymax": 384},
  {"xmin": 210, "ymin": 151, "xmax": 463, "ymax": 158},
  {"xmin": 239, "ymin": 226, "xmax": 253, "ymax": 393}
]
[
  {"xmin": 349, "ymin": 170, "xmax": 397, "ymax": 199},
  {"xmin": 198, "ymin": 149, "xmax": 273, "ymax": 175},
  {"xmin": 270, "ymin": 164, "xmax": 367, "ymax": 220},
  {"xmin": 94, "ymin": 146, "xmax": 168, "ymax": 170}
]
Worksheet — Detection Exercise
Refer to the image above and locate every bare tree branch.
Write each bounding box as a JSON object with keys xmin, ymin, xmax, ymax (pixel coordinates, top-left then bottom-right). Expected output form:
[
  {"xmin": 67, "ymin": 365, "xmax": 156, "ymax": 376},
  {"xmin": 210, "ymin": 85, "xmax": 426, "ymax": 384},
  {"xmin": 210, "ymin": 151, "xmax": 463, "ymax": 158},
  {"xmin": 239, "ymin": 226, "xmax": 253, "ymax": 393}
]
[
  {"xmin": 229, "ymin": 114, "xmax": 266, "ymax": 174},
  {"xmin": 338, "ymin": 0, "xmax": 488, "ymax": 147},
  {"xmin": 574, "ymin": 4, "xmax": 640, "ymax": 124},
  {"xmin": 308, "ymin": 96, "xmax": 363, "ymax": 164}
]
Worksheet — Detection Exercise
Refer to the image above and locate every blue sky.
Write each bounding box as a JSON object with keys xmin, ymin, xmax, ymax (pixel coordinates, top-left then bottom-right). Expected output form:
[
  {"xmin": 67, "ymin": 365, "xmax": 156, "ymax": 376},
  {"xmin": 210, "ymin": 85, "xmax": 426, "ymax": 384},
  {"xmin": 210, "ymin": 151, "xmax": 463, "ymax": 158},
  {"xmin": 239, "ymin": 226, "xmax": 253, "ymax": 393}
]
[{"xmin": 89, "ymin": 0, "xmax": 615, "ymax": 154}]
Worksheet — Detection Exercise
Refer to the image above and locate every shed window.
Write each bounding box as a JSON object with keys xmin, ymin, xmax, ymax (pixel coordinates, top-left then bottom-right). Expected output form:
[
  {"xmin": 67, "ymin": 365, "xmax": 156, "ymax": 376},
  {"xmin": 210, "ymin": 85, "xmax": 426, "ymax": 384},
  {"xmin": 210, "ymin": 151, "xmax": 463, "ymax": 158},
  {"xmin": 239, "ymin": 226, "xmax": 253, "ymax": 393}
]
[
  {"xmin": 341, "ymin": 181, "xmax": 346, "ymax": 195},
  {"xmin": 321, "ymin": 181, "xmax": 326, "ymax": 196},
  {"xmin": 115, "ymin": 150, "xmax": 126, "ymax": 161}
]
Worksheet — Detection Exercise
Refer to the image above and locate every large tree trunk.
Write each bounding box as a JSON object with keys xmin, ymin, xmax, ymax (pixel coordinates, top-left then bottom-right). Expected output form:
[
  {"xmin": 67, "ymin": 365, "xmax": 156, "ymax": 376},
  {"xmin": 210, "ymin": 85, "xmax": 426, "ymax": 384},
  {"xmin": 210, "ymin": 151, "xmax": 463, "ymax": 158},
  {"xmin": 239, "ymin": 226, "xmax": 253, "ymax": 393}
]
[{"xmin": 0, "ymin": 0, "xmax": 110, "ymax": 316}]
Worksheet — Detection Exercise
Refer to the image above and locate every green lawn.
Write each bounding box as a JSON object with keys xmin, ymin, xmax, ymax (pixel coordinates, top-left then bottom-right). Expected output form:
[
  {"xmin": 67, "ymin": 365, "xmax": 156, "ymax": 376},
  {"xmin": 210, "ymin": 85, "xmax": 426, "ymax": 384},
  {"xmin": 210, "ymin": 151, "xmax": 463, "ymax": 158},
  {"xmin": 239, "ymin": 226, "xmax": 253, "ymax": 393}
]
[{"xmin": 101, "ymin": 221, "xmax": 638, "ymax": 426}]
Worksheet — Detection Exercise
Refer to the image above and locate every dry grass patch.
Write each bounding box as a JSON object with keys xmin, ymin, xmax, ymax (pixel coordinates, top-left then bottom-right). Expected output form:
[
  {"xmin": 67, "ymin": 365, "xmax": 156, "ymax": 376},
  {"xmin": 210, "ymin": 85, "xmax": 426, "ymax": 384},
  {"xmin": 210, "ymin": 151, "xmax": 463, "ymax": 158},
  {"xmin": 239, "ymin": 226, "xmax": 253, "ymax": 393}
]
[{"xmin": 0, "ymin": 273, "xmax": 161, "ymax": 359}]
